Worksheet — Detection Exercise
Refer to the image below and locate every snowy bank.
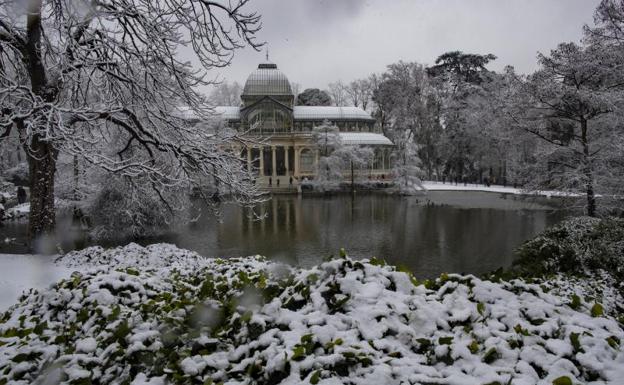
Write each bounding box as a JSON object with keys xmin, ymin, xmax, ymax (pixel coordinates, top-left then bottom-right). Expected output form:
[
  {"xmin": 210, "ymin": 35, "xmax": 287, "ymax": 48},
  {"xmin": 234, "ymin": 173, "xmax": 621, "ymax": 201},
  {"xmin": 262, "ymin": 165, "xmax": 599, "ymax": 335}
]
[
  {"xmin": 512, "ymin": 217, "xmax": 624, "ymax": 284},
  {"xmin": 421, "ymin": 181, "xmax": 580, "ymax": 197},
  {"xmin": 0, "ymin": 244, "xmax": 623, "ymax": 384},
  {"xmin": 2, "ymin": 202, "xmax": 29, "ymax": 220},
  {"xmin": 0, "ymin": 254, "xmax": 72, "ymax": 312}
]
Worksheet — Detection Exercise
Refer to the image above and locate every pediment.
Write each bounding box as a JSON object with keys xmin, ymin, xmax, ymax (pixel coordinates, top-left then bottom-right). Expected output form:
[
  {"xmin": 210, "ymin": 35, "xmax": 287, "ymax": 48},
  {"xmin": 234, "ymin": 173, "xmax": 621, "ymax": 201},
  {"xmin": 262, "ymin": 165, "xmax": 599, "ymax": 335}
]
[{"xmin": 240, "ymin": 96, "xmax": 293, "ymax": 119}]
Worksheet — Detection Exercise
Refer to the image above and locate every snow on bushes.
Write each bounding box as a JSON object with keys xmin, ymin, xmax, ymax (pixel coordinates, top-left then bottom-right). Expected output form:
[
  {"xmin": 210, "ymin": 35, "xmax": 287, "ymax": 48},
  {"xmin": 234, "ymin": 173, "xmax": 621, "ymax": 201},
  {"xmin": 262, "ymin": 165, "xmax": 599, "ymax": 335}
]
[
  {"xmin": 1, "ymin": 244, "xmax": 624, "ymax": 384},
  {"xmin": 510, "ymin": 216, "xmax": 624, "ymax": 319},
  {"xmin": 513, "ymin": 216, "xmax": 624, "ymax": 280}
]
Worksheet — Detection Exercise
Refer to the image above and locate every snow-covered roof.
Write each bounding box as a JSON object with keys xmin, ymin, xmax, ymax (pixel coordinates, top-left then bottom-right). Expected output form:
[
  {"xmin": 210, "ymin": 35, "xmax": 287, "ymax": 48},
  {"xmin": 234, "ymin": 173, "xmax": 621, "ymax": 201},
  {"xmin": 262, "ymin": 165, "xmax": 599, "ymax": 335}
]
[
  {"xmin": 215, "ymin": 106, "xmax": 241, "ymax": 120},
  {"xmin": 243, "ymin": 63, "xmax": 293, "ymax": 96},
  {"xmin": 176, "ymin": 105, "xmax": 376, "ymax": 123},
  {"xmin": 339, "ymin": 132, "xmax": 393, "ymax": 146},
  {"xmin": 173, "ymin": 106, "xmax": 240, "ymax": 121},
  {"xmin": 293, "ymin": 106, "xmax": 373, "ymax": 121}
]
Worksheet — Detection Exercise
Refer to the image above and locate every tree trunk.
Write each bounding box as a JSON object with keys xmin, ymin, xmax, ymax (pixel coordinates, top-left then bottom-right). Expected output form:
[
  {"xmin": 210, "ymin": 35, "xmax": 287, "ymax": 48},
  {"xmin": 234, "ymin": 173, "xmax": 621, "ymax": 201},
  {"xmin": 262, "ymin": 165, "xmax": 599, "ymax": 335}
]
[
  {"xmin": 22, "ymin": 0, "xmax": 58, "ymax": 238},
  {"xmin": 26, "ymin": 135, "xmax": 57, "ymax": 238},
  {"xmin": 350, "ymin": 161, "xmax": 354, "ymax": 193},
  {"xmin": 73, "ymin": 154, "xmax": 80, "ymax": 200},
  {"xmin": 580, "ymin": 119, "xmax": 596, "ymax": 217}
]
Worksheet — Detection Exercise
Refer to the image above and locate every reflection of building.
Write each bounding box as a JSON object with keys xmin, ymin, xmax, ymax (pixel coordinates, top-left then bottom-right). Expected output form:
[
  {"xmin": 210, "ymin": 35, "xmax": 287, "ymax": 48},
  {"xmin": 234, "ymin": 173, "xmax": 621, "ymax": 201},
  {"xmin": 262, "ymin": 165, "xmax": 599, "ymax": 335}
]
[{"xmin": 217, "ymin": 62, "xmax": 393, "ymax": 190}]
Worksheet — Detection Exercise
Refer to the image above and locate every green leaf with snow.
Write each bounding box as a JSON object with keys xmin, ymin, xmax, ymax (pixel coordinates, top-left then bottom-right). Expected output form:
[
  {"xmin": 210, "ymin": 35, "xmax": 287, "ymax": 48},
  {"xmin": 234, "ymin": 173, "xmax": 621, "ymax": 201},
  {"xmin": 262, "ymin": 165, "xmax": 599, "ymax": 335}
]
[
  {"xmin": 438, "ymin": 336, "xmax": 453, "ymax": 345},
  {"xmin": 591, "ymin": 303, "xmax": 603, "ymax": 317},
  {"xmin": 570, "ymin": 332, "xmax": 583, "ymax": 354},
  {"xmin": 514, "ymin": 324, "xmax": 530, "ymax": 336},
  {"xmin": 569, "ymin": 294, "xmax": 581, "ymax": 310},
  {"xmin": 552, "ymin": 376, "xmax": 573, "ymax": 385},
  {"xmin": 33, "ymin": 321, "xmax": 47, "ymax": 335},
  {"xmin": 369, "ymin": 257, "xmax": 385, "ymax": 266},
  {"xmin": 606, "ymin": 336, "xmax": 620, "ymax": 349},
  {"xmin": 310, "ymin": 369, "xmax": 321, "ymax": 384},
  {"xmin": 292, "ymin": 345, "xmax": 306, "ymax": 361},
  {"xmin": 482, "ymin": 347, "xmax": 500, "ymax": 364}
]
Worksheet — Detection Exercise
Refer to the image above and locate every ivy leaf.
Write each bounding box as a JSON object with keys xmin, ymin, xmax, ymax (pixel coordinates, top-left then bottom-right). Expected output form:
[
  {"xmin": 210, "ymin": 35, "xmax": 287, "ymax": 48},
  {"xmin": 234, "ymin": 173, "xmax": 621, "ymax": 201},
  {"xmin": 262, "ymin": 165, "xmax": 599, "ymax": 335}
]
[
  {"xmin": 438, "ymin": 336, "xmax": 453, "ymax": 345},
  {"xmin": 591, "ymin": 303, "xmax": 603, "ymax": 317},
  {"xmin": 552, "ymin": 376, "xmax": 573, "ymax": 385},
  {"xmin": 292, "ymin": 345, "xmax": 306, "ymax": 361},
  {"xmin": 310, "ymin": 369, "xmax": 321, "ymax": 384},
  {"xmin": 33, "ymin": 321, "xmax": 48, "ymax": 335},
  {"xmin": 482, "ymin": 347, "xmax": 499, "ymax": 363},
  {"xmin": 570, "ymin": 332, "xmax": 583, "ymax": 354},
  {"xmin": 569, "ymin": 294, "xmax": 581, "ymax": 310},
  {"xmin": 606, "ymin": 336, "xmax": 620, "ymax": 349}
]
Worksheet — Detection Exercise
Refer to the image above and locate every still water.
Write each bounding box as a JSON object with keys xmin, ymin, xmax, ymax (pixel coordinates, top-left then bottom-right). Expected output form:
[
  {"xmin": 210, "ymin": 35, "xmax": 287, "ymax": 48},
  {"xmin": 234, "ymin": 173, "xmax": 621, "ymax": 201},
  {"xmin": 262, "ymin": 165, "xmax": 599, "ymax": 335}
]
[{"xmin": 1, "ymin": 192, "xmax": 567, "ymax": 278}]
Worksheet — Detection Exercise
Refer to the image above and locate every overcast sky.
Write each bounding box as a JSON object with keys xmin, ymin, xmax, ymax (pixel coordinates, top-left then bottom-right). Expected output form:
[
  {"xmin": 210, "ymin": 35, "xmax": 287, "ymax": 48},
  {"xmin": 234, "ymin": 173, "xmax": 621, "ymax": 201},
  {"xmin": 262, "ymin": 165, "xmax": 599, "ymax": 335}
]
[{"xmin": 209, "ymin": 0, "xmax": 600, "ymax": 91}]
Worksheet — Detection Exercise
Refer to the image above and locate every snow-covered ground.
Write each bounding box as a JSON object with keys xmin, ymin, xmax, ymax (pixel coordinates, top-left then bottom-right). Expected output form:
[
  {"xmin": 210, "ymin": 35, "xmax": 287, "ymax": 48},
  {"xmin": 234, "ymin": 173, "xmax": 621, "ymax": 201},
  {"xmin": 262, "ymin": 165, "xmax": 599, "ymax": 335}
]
[
  {"xmin": 0, "ymin": 253, "xmax": 72, "ymax": 311},
  {"xmin": 0, "ymin": 244, "xmax": 622, "ymax": 384},
  {"xmin": 421, "ymin": 181, "xmax": 579, "ymax": 197},
  {"xmin": 2, "ymin": 202, "xmax": 30, "ymax": 220}
]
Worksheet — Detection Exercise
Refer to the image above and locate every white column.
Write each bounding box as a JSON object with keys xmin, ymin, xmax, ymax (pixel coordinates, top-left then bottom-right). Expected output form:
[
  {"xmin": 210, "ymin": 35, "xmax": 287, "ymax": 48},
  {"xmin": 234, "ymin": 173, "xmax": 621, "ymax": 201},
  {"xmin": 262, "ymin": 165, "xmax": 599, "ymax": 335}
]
[
  {"xmin": 285, "ymin": 145, "xmax": 290, "ymax": 175},
  {"xmin": 381, "ymin": 149, "xmax": 385, "ymax": 171},
  {"xmin": 271, "ymin": 146, "xmax": 277, "ymax": 178},
  {"xmin": 315, "ymin": 149, "xmax": 320, "ymax": 171},
  {"xmin": 259, "ymin": 147, "xmax": 264, "ymax": 177},
  {"xmin": 294, "ymin": 147, "xmax": 300, "ymax": 177}
]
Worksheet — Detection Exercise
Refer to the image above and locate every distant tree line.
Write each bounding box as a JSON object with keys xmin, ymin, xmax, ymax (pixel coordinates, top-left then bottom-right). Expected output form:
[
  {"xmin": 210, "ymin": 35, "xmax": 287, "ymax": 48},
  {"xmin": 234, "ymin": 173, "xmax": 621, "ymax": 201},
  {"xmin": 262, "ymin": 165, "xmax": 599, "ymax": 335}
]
[{"xmin": 315, "ymin": 1, "xmax": 624, "ymax": 217}]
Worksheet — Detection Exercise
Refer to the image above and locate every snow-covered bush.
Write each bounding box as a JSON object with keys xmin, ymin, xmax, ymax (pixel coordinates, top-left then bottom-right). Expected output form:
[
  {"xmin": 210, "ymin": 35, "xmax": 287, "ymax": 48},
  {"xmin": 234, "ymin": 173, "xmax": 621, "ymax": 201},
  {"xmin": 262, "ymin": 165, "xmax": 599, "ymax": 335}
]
[
  {"xmin": 1, "ymin": 244, "xmax": 623, "ymax": 384},
  {"xmin": 513, "ymin": 216, "xmax": 624, "ymax": 281},
  {"xmin": 0, "ymin": 179, "xmax": 16, "ymax": 204},
  {"xmin": 1, "ymin": 162, "xmax": 29, "ymax": 186},
  {"xmin": 87, "ymin": 177, "xmax": 190, "ymax": 241}
]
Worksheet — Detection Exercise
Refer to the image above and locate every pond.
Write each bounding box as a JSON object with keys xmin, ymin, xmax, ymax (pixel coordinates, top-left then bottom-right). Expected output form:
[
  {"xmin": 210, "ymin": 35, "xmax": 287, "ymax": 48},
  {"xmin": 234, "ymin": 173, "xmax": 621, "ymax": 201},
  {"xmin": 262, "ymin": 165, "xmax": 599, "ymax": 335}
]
[{"xmin": 0, "ymin": 191, "xmax": 568, "ymax": 278}]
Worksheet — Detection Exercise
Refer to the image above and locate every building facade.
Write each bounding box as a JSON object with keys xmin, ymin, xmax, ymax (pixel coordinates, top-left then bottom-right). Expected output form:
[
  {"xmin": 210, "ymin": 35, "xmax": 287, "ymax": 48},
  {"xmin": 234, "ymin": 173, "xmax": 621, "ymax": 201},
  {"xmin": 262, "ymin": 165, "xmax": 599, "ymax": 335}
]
[{"xmin": 215, "ymin": 62, "xmax": 393, "ymax": 190}]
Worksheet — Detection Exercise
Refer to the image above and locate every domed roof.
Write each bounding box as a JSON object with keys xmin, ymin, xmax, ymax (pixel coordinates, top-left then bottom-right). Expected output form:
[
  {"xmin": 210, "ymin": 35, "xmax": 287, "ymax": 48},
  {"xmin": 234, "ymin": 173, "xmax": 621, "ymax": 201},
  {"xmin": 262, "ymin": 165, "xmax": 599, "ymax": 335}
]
[{"xmin": 243, "ymin": 63, "xmax": 293, "ymax": 96}]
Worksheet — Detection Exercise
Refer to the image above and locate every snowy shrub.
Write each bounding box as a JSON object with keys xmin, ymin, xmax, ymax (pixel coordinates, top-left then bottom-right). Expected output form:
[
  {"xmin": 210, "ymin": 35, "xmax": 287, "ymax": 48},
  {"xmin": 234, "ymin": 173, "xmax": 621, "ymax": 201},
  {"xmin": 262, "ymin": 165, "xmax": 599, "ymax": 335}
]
[
  {"xmin": 1, "ymin": 244, "xmax": 623, "ymax": 384},
  {"xmin": 1, "ymin": 162, "xmax": 29, "ymax": 186},
  {"xmin": 513, "ymin": 216, "xmax": 624, "ymax": 281},
  {"xmin": 0, "ymin": 179, "xmax": 16, "ymax": 207},
  {"xmin": 87, "ymin": 177, "xmax": 188, "ymax": 241}
]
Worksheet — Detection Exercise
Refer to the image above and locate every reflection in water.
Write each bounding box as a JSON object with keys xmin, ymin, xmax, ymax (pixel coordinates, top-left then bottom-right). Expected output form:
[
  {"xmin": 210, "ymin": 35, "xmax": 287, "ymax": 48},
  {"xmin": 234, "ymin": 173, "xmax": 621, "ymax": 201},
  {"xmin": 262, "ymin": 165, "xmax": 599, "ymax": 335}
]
[
  {"xmin": 0, "ymin": 192, "xmax": 567, "ymax": 278},
  {"xmin": 172, "ymin": 192, "xmax": 565, "ymax": 277}
]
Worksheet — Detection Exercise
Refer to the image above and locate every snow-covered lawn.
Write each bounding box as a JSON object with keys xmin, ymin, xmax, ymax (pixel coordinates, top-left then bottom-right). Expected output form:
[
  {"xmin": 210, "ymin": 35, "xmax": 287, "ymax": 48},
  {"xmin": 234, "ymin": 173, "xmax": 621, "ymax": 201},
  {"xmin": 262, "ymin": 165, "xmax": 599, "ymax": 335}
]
[
  {"xmin": 0, "ymin": 254, "xmax": 73, "ymax": 312},
  {"xmin": 0, "ymin": 244, "xmax": 622, "ymax": 384},
  {"xmin": 421, "ymin": 181, "xmax": 579, "ymax": 197}
]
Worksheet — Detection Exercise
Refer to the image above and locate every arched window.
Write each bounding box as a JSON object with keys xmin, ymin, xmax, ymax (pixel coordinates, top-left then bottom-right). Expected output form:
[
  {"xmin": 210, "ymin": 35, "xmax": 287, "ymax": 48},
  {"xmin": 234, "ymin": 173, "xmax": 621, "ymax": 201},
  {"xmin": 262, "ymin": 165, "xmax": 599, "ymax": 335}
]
[
  {"xmin": 373, "ymin": 148, "xmax": 384, "ymax": 170},
  {"xmin": 300, "ymin": 149, "xmax": 315, "ymax": 173},
  {"xmin": 246, "ymin": 102, "xmax": 291, "ymax": 134},
  {"xmin": 384, "ymin": 149, "xmax": 392, "ymax": 170}
]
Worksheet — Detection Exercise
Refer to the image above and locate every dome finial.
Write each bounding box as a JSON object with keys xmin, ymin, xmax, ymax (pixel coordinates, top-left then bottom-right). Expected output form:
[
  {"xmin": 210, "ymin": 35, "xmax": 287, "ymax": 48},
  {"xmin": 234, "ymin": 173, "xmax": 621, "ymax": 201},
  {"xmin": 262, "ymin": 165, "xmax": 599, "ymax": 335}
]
[{"xmin": 265, "ymin": 46, "xmax": 269, "ymax": 62}]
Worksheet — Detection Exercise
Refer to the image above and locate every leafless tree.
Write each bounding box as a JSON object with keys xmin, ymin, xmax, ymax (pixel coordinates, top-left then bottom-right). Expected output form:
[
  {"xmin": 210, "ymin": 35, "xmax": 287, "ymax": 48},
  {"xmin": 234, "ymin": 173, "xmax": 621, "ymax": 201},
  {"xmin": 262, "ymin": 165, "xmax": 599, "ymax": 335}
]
[
  {"xmin": 210, "ymin": 81, "xmax": 243, "ymax": 106},
  {"xmin": 327, "ymin": 81, "xmax": 348, "ymax": 106},
  {"xmin": 0, "ymin": 0, "xmax": 264, "ymax": 238},
  {"xmin": 290, "ymin": 81, "xmax": 301, "ymax": 100},
  {"xmin": 345, "ymin": 79, "xmax": 373, "ymax": 110}
]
